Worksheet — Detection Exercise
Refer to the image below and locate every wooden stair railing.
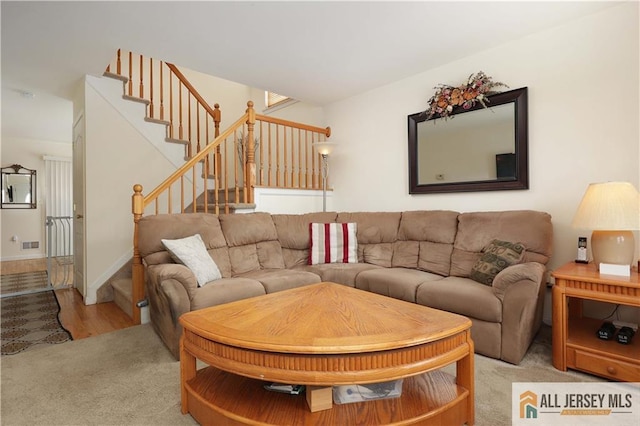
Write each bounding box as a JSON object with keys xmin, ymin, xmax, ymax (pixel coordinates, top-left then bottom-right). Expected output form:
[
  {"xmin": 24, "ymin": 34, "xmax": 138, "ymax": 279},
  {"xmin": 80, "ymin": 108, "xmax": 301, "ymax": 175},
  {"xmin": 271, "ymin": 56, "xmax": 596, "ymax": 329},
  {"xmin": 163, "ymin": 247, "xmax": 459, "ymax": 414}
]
[
  {"xmin": 130, "ymin": 101, "xmax": 331, "ymax": 323},
  {"xmin": 105, "ymin": 49, "xmax": 222, "ymax": 161}
]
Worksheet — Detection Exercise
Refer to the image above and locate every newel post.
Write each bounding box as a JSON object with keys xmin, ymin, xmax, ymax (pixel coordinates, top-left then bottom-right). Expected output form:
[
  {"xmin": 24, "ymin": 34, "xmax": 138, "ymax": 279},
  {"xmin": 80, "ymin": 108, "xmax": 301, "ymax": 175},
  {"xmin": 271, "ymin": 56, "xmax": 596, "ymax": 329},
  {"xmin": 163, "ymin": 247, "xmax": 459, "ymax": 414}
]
[
  {"xmin": 245, "ymin": 101, "xmax": 256, "ymax": 204},
  {"xmin": 131, "ymin": 184, "xmax": 145, "ymax": 324},
  {"xmin": 213, "ymin": 104, "xmax": 222, "ymax": 194}
]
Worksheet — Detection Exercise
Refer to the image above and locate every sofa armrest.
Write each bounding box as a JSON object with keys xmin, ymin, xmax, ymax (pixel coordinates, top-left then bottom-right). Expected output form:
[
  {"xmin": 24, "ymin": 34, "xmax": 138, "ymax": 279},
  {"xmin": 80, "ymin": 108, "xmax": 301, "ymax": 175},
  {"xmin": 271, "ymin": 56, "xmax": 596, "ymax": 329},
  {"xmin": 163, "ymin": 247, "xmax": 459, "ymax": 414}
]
[
  {"xmin": 151, "ymin": 263, "xmax": 198, "ymax": 298},
  {"xmin": 492, "ymin": 262, "xmax": 545, "ymax": 301},
  {"xmin": 492, "ymin": 262, "xmax": 546, "ymax": 364}
]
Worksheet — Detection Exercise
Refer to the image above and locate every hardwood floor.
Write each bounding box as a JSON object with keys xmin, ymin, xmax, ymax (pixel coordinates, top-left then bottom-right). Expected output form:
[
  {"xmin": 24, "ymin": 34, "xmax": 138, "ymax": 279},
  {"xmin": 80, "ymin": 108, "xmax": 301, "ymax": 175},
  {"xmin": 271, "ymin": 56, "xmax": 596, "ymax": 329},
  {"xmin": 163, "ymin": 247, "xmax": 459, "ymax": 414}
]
[
  {"xmin": 55, "ymin": 288, "xmax": 135, "ymax": 339},
  {"xmin": 1, "ymin": 259, "xmax": 135, "ymax": 340}
]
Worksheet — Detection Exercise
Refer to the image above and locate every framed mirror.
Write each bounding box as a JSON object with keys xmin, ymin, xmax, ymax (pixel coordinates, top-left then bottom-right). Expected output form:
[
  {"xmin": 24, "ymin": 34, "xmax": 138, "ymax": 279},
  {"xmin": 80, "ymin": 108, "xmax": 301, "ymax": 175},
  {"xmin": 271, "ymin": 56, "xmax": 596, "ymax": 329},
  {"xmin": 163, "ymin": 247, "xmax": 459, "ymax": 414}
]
[
  {"xmin": 408, "ymin": 87, "xmax": 528, "ymax": 194},
  {"xmin": 2, "ymin": 164, "xmax": 37, "ymax": 209}
]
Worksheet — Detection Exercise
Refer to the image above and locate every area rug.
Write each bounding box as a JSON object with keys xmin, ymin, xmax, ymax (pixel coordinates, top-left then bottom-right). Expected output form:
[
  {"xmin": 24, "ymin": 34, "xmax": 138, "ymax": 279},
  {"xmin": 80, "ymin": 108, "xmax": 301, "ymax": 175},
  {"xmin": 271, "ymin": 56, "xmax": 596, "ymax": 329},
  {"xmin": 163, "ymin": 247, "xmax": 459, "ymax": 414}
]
[
  {"xmin": 0, "ymin": 323, "xmax": 607, "ymax": 426},
  {"xmin": 0, "ymin": 290, "xmax": 73, "ymax": 356},
  {"xmin": 0, "ymin": 270, "xmax": 49, "ymax": 296}
]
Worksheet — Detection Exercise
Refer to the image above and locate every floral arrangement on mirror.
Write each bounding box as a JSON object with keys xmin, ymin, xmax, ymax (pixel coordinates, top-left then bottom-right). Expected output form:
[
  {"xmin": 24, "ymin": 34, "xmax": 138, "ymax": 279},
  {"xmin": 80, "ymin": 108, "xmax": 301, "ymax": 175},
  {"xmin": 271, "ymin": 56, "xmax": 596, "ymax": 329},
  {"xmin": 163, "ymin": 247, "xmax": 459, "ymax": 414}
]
[{"xmin": 423, "ymin": 71, "xmax": 508, "ymax": 120}]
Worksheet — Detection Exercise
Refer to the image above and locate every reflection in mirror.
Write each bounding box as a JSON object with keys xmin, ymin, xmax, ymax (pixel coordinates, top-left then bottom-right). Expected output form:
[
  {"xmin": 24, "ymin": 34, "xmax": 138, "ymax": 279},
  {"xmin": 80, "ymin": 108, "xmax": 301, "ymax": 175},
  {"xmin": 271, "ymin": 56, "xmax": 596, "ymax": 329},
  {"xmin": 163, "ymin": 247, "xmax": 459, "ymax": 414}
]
[
  {"xmin": 1, "ymin": 164, "xmax": 37, "ymax": 209},
  {"xmin": 408, "ymin": 87, "xmax": 528, "ymax": 194},
  {"xmin": 417, "ymin": 103, "xmax": 514, "ymax": 184}
]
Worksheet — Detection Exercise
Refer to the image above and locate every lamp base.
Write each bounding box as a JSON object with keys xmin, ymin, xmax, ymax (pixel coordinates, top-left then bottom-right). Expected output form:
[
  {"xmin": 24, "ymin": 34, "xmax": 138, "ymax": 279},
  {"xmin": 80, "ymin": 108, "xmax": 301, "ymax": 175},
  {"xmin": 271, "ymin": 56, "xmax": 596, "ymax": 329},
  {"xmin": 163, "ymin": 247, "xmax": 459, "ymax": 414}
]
[{"xmin": 591, "ymin": 230, "xmax": 635, "ymax": 268}]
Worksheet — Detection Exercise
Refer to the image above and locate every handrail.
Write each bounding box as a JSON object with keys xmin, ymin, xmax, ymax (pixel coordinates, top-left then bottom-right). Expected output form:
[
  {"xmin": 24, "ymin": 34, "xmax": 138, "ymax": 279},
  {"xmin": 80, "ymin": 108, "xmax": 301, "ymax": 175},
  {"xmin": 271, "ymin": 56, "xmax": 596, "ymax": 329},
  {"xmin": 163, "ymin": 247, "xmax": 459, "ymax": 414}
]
[
  {"xmin": 141, "ymin": 112, "xmax": 249, "ymax": 206},
  {"xmin": 166, "ymin": 63, "xmax": 221, "ymax": 130},
  {"xmin": 255, "ymin": 113, "xmax": 331, "ymax": 137},
  {"xmin": 107, "ymin": 49, "xmax": 335, "ymax": 324},
  {"xmin": 105, "ymin": 49, "xmax": 222, "ymax": 158}
]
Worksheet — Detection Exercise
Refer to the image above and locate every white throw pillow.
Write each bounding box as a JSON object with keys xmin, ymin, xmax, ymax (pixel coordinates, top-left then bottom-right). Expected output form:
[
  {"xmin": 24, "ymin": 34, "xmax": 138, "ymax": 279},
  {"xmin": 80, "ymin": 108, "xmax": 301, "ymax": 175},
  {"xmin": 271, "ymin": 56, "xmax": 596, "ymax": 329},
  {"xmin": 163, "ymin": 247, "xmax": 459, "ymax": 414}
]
[{"xmin": 161, "ymin": 234, "xmax": 221, "ymax": 287}]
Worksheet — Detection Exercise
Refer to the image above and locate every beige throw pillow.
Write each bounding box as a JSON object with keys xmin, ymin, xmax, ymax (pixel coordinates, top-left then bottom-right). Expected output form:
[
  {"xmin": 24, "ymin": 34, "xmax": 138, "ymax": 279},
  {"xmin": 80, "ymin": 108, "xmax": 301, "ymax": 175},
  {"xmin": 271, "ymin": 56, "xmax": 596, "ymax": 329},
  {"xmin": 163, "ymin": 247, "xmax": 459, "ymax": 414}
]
[
  {"xmin": 161, "ymin": 234, "xmax": 221, "ymax": 287},
  {"xmin": 469, "ymin": 239, "xmax": 526, "ymax": 285}
]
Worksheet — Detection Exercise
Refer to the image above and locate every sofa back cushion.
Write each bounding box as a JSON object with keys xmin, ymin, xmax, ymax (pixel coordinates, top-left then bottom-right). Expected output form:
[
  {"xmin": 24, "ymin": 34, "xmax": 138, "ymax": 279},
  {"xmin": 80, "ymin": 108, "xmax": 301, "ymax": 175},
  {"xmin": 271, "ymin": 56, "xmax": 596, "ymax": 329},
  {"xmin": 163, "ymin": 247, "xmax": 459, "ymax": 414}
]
[
  {"xmin": 219, "ymin": 212, "xmax": 285, "ymax": 275},
  {"xmin": 336, "ymin": 212, "xmax": 401, "ymax": 267},
  {"xmin": 450, "ymin": 210, "xmax": 553, "ymax": 277},
  {"xmin": 397, "ymin": 210, "xmax": 459, "ymax": 275},
  {"xmin": 272, "ymin": 212, "xmax": 338, "ymax": 267},
  {"xmin": 138, "ymin": 213, "xmax": 232, "ymax": 277}
]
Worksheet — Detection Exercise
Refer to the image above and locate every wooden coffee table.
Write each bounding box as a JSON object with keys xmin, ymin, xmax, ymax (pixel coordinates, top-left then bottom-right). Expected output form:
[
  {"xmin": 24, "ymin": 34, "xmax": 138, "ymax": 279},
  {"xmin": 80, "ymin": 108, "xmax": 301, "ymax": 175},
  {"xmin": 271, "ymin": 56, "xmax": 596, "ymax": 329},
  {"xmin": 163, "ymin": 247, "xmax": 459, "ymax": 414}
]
[{"xmin": 179, "ymin": 282, "xmax": 474, "ymax": 425}]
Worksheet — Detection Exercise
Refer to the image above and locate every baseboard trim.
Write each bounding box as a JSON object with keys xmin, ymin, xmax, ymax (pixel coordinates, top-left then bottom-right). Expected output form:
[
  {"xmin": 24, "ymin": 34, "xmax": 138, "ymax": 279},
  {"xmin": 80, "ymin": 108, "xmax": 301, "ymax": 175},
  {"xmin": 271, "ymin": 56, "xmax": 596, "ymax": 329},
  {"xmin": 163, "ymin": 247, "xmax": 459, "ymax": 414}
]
[{"xmin": 1, "ymin": 253, "xmax": 46, "ymax": 262}]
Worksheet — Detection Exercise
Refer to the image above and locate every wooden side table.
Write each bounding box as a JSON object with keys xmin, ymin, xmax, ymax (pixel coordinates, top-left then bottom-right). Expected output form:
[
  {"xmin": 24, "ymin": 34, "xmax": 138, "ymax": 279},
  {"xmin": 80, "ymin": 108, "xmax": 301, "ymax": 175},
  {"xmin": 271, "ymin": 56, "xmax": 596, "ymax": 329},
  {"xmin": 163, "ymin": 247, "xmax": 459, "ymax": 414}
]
[{"xmin": 551, "ymin": 262, "xmax": 640, "ymax": 381}]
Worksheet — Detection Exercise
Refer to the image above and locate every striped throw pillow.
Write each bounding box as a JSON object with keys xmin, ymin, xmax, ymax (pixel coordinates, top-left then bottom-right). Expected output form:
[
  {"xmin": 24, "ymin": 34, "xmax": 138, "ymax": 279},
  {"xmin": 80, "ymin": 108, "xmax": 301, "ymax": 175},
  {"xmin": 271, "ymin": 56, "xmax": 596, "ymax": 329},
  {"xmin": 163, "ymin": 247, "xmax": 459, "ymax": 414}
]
[{"xmin": 309, "ymin": 223, "xmax": 358, "ymax": 265}]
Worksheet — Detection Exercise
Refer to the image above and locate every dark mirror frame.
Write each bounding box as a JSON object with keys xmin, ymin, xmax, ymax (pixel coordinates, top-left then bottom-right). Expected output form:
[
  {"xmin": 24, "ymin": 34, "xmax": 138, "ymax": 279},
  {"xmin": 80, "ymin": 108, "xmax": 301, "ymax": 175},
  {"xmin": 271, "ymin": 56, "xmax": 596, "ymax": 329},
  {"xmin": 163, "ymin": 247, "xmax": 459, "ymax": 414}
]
[
  {"xmin": 408, "ymin": 87, "xmax": 528, "ymax": 194},
  {"xmin": 1, "ymin": 164, "xmax": 37, "ymax": 209}
]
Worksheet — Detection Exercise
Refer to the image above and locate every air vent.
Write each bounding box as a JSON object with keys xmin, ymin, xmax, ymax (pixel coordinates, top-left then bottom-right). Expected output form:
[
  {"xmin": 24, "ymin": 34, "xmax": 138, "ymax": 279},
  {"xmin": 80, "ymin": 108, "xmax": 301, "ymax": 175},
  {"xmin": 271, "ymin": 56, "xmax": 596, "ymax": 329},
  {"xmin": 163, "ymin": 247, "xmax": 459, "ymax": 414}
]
[{"xmin": 21, "ymin": 241, "xmax": 39, "ymax": 250}]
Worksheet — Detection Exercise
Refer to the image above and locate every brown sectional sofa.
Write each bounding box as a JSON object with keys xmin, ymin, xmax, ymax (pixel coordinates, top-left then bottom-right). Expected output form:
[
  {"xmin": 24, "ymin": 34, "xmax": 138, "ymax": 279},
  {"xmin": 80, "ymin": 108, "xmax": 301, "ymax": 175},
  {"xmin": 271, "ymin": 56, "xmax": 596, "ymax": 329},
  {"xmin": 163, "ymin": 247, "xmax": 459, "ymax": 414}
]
[{"xmin": 137, "ymin": 209, "xmax": 553, "ymax": 364}]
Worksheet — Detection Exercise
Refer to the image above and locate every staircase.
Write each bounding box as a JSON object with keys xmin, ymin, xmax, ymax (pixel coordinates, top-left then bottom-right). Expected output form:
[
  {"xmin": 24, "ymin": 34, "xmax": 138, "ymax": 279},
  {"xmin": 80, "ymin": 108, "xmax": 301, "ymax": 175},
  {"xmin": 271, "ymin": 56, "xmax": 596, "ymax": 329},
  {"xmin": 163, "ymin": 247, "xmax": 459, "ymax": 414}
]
[{"xmin": 99, "ymin": 49, "xmax": 332, "ymax": 322}]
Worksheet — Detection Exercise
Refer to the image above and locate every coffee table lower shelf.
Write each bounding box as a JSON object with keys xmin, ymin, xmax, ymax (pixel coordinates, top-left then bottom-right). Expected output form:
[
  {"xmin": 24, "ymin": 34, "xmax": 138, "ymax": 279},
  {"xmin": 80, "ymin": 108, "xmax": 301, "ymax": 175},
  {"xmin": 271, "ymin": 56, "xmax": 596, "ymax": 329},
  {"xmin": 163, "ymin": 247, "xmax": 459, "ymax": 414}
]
[{"xmin": 185, "ymin": 367, "xmax": 470, "ymax": 426}]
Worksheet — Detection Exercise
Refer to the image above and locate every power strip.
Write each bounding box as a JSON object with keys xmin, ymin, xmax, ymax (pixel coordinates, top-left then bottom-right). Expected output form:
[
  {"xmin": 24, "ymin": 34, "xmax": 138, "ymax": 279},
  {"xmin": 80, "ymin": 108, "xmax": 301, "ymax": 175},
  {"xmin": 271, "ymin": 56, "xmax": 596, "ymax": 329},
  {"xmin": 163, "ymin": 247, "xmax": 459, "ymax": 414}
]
[{"xmin": 613, "ymin": 320, "xmax": 638, "ymax": 331}]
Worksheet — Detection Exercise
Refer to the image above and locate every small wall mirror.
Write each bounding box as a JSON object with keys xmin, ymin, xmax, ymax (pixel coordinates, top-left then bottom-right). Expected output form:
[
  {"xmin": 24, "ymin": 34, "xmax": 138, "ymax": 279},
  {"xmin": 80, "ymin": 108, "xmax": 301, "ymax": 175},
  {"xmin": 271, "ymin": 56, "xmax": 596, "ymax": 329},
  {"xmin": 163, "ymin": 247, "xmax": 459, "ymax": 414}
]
[
  {"xmin": 408, "ymin": 87, "xmax": 528, "ymax": 194},
  {"xmin": 2, "ymin": 164, "xmax": 37, "ymax": 209}
]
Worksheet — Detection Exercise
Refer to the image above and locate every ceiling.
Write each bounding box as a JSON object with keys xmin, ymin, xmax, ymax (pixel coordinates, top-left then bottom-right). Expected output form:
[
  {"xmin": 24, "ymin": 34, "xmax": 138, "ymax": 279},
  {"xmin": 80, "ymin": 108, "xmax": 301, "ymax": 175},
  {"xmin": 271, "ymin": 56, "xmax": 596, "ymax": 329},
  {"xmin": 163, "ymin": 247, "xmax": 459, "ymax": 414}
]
[{"xmin": 1, "ymin": 1, "xmax": 620, "ymax": 143}]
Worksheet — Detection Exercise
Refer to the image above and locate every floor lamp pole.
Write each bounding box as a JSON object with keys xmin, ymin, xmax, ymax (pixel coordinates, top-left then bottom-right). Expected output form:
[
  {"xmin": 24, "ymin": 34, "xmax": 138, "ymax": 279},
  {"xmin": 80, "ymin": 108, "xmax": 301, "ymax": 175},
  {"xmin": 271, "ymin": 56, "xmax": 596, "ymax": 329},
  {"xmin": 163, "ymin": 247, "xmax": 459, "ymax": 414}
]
[{"xmin": 321, "ymin": 153, "xmax": 328, "ymax": 212}]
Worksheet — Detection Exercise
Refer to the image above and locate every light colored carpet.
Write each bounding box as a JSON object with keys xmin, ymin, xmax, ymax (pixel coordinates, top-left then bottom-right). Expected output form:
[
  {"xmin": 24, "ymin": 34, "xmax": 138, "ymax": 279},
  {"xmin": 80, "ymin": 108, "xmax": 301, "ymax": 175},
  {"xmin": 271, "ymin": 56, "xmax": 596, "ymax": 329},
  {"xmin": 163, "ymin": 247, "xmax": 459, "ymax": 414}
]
[{"xmin": 0, "ymin": 324, "xmax": 602, "ymax": 425}]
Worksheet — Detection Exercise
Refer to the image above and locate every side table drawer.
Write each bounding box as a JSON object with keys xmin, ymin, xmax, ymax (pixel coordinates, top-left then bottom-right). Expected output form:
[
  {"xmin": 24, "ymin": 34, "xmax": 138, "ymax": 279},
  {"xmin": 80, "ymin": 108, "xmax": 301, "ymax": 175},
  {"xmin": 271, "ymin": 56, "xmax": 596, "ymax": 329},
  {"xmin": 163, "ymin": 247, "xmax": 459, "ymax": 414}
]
[{"xmin": 570, "ymin": 348, "xmax": 640, "ymax": 381}]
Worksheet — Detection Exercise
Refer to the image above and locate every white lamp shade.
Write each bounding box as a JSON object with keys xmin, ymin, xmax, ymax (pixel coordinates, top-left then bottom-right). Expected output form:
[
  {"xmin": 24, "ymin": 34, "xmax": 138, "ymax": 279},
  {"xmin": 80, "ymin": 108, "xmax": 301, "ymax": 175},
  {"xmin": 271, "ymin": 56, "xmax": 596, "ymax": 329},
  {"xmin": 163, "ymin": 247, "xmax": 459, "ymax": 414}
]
[
  {"xmin": 572, "ymin": 181, "xmax": 640, "ymax": 267},
  {"xmin": 313, "ymin": 141, "xmax": 336, "ymax": 156},
  {"xmin": 572, "ymin": 182, "xmax": 640, "ymax": 231}
]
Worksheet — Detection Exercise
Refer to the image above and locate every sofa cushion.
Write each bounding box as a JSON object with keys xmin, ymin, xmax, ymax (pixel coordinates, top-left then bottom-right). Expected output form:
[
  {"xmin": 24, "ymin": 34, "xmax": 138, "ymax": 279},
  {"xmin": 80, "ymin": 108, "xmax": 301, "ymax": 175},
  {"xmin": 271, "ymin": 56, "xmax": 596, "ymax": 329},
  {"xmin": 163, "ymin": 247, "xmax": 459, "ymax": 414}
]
[
  {"xmin": 273, "ymin": 212, "xmax": 338, "ymax": 250},
  {"xmin": 337, "ymin": 212, "xmax": 402, "ymax": 267},
  {"xmin": 138, "ymin": 213, "xmax": 228, "ymax": 266},
  {"xmin": 228, "ymin": 245, "xmax": 260, "ymax": 275},
  {"xmin": 469, "ymin": 240, "xmax": 526, "ymax": 285},
  {"xmin": 190, "ymin": 277, "xmax": 266, "ymax": 311},
  {"xmin": 296, "ymin": 263, "xmax": 382, "ymax": 287},
  {"xmin": 450, "ymin": 210, "xmax": 553, "ymax": 277},
  {"xmin": 237, "ymin": 269, "xmax": 321, "ymax": 293},
  {"xmin": 418, "ymin": 241, "xmax": 453, "ymax": 277},
  {"xmin": 416, "ymin": 276, "xmax": 502, "ymax": 323},
  {"xmin": 220, "ymin": 212, "xmax": 285, "ymax": 274},
  {"xmin": 161, "ymin": 234, "xmax": 222, "ymax": 287},
  {"xmin": 309, "ymin": 223, "xmax": 358, "ymax": 265},
  {"xmin": 360, "ymin": 243, "xmax": 393, "ymax": 267},
  {"xmin": 355, "ymin": 268, "xmax": 444, "ymax": 303},
  {"xmin": 398, "ymin": 210, "xmax": 458, "ymax": 276},
  {"xmin": 273, "ymin": 212, "xmax": 338, "ymax": 268},
  {"xmin": 391, "ymin": 241, "xmax": 419, "ymax": 268},
  {"xmin": 219, "ymin": 212, "xmax": 278, "ymax": 246}
]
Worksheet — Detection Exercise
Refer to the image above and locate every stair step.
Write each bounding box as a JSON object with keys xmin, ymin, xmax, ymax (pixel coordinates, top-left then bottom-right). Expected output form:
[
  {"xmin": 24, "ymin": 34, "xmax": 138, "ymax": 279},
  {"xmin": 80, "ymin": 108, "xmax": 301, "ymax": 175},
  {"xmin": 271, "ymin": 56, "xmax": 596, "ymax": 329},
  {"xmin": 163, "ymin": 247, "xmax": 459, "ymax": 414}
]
[
  {"xmin": 165, "ymin": 137, "xmax": 189, "ymax": 145},
  {"xmin": 112, "ymin": 278, "xmax": 133, "ymax": 318},
  {"xmin": 145, "ymin": 117, "xmax": 171, "ymax": 126},
  {"xmin": 228, "ymin": 203, "xmax": 257, "ymax": 212},
  {"xmin": 123, "ymin": 94, "xmax": 150, "ymax": 105},
  {"xmin": 195, "ymin": 203, "xmax": 256, "ymax": 213},
  {"xmin": 103, "ymin": 71, "xmax": 128, "ymax": 83}
]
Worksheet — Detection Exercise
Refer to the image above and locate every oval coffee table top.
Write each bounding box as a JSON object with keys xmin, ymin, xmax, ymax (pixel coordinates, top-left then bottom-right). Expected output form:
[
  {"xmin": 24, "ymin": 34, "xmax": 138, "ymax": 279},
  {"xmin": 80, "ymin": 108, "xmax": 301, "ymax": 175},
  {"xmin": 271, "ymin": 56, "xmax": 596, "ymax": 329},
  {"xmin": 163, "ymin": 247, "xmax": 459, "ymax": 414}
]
[{"xmin": 179, "ymin": 282, "xmax": 471, "ymax": 354}]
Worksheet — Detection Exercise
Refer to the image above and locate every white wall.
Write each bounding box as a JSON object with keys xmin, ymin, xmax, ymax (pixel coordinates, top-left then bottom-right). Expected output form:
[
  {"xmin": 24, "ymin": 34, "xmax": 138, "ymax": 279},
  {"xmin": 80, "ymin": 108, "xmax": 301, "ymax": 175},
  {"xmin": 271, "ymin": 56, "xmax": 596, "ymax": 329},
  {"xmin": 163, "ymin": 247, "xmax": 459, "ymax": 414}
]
[
  {"xmin": 254, "ymin": 187, "xmax": 331, "ymax": 214},
  {"xmin": 324, "ymin": 2, "xmax": 639, "ymax": 275},
  {"xmin": 83, "ymin": 82, "xmax": 178, "ymax": 302},
  {"xmin": 0, "ymin": 137, "xmax": 72, "ymax": 260},
  {"xmin": 180, "ymin": 67, "xmax": 253, "ymax": 127}
]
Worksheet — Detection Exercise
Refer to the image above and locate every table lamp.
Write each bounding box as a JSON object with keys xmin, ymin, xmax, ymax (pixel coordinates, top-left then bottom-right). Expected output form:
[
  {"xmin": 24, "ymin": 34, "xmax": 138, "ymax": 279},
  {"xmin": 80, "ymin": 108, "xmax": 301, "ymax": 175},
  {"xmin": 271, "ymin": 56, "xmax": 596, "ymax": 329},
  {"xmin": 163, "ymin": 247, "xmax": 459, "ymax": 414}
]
[{"xmin": 571, "ymin": 181, "xmax": 640, "ymax": 268}]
